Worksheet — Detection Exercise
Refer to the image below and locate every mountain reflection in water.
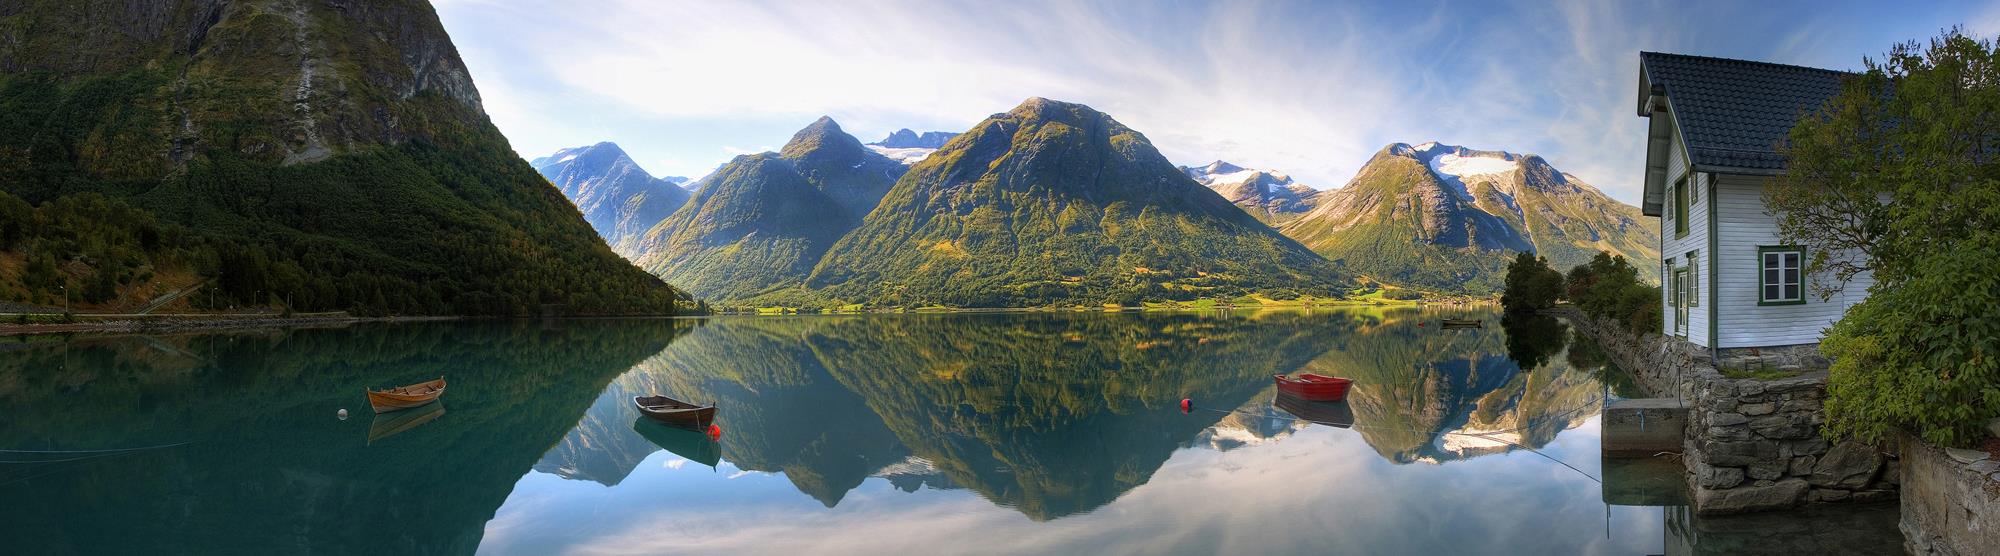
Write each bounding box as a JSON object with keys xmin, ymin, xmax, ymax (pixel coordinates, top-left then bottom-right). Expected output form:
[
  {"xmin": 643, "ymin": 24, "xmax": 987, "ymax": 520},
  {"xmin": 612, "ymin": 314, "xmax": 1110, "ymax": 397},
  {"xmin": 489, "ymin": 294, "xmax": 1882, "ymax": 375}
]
[
  {"xmin": 530, "ymin": 308, "xmax": 1612, "ymax": 519},
  {"xmin": 5, "ymin": 308, "xmax": 1893, "ymax": 554}
]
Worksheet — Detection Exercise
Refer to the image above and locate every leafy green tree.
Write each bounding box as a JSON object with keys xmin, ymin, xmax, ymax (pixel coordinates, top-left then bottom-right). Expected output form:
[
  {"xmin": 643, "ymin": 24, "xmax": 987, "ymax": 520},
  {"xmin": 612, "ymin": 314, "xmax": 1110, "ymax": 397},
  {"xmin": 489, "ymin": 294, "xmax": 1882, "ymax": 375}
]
[
  {"xmin": 1501, "ymin": 252, "xmax": 1563, "ymax": 312},
  {"xmin": 1564, "ymin": 252, "xmax": 1661, "ymax": 334},
  {"xmin": 1770, "ymin": 29, "xmax": 2000, "ymax": 447}
]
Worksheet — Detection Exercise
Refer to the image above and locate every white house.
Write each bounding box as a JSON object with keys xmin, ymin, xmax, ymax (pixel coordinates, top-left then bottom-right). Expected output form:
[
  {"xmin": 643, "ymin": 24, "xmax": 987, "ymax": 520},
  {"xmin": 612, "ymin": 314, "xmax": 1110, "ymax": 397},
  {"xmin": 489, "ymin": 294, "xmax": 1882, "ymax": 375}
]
[{"xmin": 1635, "ymin": 52, "xmax": 1872, "ymax": 359}]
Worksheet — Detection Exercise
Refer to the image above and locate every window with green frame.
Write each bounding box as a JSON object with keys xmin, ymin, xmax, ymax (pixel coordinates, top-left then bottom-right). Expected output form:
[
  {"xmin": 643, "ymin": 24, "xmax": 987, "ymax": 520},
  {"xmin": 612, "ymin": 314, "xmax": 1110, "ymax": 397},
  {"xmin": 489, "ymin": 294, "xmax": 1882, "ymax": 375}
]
[
  {"xmin": 1758, "ymin": 246, "xmax": 1805, "ymax": 305},
  {"xmin": 1673, "ymin": 174, "xmax": 1689, "ymax": 238},
  {"xmin": 1685, "ymin": 250, "xmax": 1698, "ymax": 307}
]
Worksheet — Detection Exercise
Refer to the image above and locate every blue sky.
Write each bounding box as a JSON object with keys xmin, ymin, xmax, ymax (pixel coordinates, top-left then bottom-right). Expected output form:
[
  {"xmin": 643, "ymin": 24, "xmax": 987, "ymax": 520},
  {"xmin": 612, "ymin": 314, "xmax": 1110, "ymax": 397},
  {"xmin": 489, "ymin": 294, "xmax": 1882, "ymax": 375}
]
[{"xmin": 435, "ymin": 0, "xmax": 1999, "ymax": 205}]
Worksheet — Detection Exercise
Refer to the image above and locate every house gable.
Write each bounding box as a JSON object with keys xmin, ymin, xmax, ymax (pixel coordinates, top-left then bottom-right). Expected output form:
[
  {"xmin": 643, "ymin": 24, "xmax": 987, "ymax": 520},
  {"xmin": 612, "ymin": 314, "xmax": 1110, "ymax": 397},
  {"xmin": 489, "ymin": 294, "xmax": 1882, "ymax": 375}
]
[{"xmin": 1635, "ymin": 52, "xmax": 1858, "ymax": 352}]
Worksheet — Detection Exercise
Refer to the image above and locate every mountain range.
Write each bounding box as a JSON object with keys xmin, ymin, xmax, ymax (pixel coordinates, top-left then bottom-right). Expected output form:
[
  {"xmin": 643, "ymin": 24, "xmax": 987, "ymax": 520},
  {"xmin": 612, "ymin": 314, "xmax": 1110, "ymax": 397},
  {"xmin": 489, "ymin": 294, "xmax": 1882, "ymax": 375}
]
[
  {"xmin": 805, "ymin": 98, "xmax": 1344, "ymax": 307},
  {"xmin": 627, "ymin": 117, "xmax": 908, "ymax": 301},
  {"xmin": 1278, "ymin": 142, "xmax": 1658, "ymax": 292},
  {"xmin": 0, "ymin": 0, "xmax": 680, "ymax": 315},
  {"xmin": 547, "ymin": 105, "xmax": 1654, "ymax": 305},
  {"xmin": 863, "ymin": 128, "xmax": 959, "ymax": 165},
  {"xmin": 532, "ymin": 142, "xmax": 690, "ymax": 259},
  {"xmin": 1182, "ymin": 160, "xmax": 1323, "ymax": 225}
]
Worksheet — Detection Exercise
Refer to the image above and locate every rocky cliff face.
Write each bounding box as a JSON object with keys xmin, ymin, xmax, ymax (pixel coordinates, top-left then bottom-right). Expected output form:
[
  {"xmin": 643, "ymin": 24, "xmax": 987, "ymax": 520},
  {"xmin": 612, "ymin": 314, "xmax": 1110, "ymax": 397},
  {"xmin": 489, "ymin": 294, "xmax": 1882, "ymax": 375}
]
[{"xmin": 1, "ymin": 0, "xmax": 486, "ymax": 172}]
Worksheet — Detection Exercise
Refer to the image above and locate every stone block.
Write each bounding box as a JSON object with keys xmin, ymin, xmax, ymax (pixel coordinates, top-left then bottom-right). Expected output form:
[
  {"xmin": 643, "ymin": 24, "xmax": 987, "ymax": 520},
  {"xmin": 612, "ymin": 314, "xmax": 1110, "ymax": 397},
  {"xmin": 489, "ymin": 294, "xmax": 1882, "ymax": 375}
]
[
  {"xmin": 1602, "ymin": 398, "xmax": 1685, "ymax": 457},
  {"xmin": 1805, "ymin": 488, "xmax": 1851, "ymax": 503},
  {"xmin": 1747, "ymin": 462, "xmax": 1786, "ymax": 481},
  {"xmin": 1695, "ymin": 478, "xmax": 1808, "ymax": 514},
  {"xmin": 1738, "ymin": 402, "xmax": 1775, "ymax": 416},
  {"xmin": 1697, "ymin": 463, "xmax": 1745, "ymax": 489},
  {"xmin": 1706, "ymin": 440, "xmax": 1781, "ymax": 467},
  {"xmin": 1710, "ymin": 412, "xmax": 1749, "ymax": 426},
  {"xmin": 1945, "ymin": 447, "xmax": 1991, "ymax": 464},
  {"xmin": 1707, "ymin": 426, "xmax": 1752, "ymax": 441},
  {"xmin": 1789, "ymin": 455, "xmax": 1817, "ymax": 476},
  {"xmin": 1809, "ymin": 441, "xmax": 1882, "ymax": 489},
  {"xmin": 1749, "ymin": 415, "xmax": 1812, "ymax": 440},
  {"xmin": 1786, "ymin": 438, "xmax": 1830, "ymax": 457}
]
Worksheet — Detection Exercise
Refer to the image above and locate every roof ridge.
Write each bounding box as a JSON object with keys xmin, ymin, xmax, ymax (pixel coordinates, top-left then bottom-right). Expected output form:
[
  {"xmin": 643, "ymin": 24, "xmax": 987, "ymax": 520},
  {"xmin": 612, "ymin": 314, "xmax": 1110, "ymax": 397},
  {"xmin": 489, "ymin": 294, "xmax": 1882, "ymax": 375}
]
[{"xmin": 1640, "ymin": 51, "xmax": 1850, "ymax": 75}]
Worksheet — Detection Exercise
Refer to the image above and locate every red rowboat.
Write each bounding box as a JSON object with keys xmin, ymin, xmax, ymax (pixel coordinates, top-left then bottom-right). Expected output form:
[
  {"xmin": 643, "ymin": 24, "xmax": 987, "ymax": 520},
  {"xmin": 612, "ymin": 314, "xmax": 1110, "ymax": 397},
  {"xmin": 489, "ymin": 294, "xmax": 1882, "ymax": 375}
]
[{"xmin": 1274, "ymin": 373, "xmax": 1353, "ymax": 401}]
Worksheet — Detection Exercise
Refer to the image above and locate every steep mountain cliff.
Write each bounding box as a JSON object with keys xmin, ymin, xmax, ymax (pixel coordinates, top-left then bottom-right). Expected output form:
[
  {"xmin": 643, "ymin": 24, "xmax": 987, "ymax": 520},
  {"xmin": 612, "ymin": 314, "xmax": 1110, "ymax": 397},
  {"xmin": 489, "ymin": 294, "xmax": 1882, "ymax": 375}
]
[
  {"xmin": 629, "ymin": 117, "xmax": 905, "ymax": 301},
  {"xmin": 533, "ymin": 142, "xmax": 689, "ymax": 259},
  {"xmin": 0, "ymin": 0, "xmax": 680, "ymax": 314},
  {"xmin": 1279, "ymin": 142, "xmax": 1658, "ymax": 293},
  {"xmin": 804, "ymin": 98, "xmax": 1347, "ymax": 307}
]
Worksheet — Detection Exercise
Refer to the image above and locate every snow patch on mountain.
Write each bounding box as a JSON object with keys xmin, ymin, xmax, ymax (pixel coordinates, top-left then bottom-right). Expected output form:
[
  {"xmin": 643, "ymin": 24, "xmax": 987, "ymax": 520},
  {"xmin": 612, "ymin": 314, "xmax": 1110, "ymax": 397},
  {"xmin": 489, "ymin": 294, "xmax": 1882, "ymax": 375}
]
[{"xmin": 866, "ymin": 145, "xmax": 937, "ymax": 164}]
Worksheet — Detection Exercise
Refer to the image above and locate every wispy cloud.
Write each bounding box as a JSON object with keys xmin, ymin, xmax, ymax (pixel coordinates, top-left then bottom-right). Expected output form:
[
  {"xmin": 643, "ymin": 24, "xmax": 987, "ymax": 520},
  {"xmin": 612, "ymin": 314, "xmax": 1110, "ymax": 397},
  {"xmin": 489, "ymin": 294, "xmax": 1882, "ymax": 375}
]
[{"xmin": 439, "ymin": 0, "xmax": 1985, "ymax": 205}]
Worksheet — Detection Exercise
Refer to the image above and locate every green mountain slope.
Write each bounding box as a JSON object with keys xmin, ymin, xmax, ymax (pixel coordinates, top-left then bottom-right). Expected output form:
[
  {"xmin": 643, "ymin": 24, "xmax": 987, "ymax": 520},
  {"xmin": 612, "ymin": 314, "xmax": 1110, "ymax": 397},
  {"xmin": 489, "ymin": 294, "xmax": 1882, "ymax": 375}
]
[
  {"xmin": 0, "ymin": 0, "xmax": 680, "ymax": 315},
  {"xmin": 1279, "ymin": 143, "xmax": 1658, "ymax": 293},
  {"xmin": 630, "ymin": 117, "xmax": 904, "ymax": 301},
  {"xmin": 804, "ymin": 98, "xmax": 1348, "ymax": 307}
]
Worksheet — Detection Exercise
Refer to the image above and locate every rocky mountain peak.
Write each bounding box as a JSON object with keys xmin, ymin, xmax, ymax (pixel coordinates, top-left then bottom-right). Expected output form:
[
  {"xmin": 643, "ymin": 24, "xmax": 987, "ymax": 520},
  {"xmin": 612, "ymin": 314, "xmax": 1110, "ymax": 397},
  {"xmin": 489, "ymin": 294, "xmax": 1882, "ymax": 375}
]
[
  {"xmin": 780, "ymin": 116, "xmax": 866, "ymax": 160},
  {"xmin": 870, "ymin": 129, "xmax": 958, "ymax": 149}
]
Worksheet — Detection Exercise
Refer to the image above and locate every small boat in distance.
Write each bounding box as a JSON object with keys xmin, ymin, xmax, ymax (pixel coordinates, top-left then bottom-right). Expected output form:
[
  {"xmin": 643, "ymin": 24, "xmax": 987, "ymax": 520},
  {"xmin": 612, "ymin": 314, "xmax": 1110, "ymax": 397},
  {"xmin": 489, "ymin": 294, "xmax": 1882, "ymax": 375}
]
[
  {"xmin": 1273, "ymin": 373, "xmax": 1354, "ymax": 402},
  {"xmin": 1439, "ymin": 318, "xmax": 1483, "ymax": 328},
  {"xmin": 634, "ymin": 395, "xmax": 718, "ymax": 428},
  {"xmin": 367, "ymin": 377, "xmax": 446, "ymax": 413}
]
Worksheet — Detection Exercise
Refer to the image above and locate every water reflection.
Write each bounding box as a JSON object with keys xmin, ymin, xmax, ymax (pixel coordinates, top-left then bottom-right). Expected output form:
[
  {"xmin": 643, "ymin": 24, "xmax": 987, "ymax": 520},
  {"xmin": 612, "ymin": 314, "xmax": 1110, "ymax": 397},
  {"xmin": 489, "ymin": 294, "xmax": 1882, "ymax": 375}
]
[
  {"xmin": 0, "ymin": 321, "xmax": 689, "ymax": 554},
  {"xmin": 535, "ymin": 309, "xmax": 1614, "ymax": 520},
  {"xmin": 0, "ymin": 308, "xmax": 1898, "ymax": 554}
]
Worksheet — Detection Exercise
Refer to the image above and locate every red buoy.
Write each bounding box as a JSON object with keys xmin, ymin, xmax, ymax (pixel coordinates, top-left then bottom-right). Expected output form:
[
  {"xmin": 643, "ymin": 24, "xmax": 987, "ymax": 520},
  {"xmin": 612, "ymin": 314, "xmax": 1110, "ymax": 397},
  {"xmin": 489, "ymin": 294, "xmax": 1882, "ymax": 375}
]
[
  {"xmin": 707, "ymin": 424, "xmax": 723, "ymax": 438},
  {"xmin": 1179, "ymin": 398, "xmax": 1192, "ymax": 413}
]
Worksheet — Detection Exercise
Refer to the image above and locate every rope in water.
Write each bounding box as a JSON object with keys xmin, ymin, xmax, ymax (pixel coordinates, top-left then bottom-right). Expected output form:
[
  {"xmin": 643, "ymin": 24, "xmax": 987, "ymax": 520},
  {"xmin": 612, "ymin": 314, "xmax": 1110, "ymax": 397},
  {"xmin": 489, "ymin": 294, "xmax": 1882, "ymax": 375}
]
[
  {"xmin": 0, "ymin": 441, "xmax": 193, "ymax": 454},
  {"xmin": 1191, "ymin": 395, "xmax": 1608, "ymax": 483}
]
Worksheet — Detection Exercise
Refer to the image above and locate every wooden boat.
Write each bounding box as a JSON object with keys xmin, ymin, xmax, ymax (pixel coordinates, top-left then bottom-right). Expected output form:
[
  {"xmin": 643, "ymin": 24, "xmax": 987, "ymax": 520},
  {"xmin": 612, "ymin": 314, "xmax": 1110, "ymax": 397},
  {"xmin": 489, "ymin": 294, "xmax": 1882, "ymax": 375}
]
[
  {"xmin": 367, "ymin": 401, "xmax": 446, "ymax": 444},
  {"xmin": 367, "ymin": 377, "xmax": 446, "ymax": 413},
  {"xmin": 1439, "ymin": 318, "xmax": 1483, "ymax": 328},
  {"xmin": 632, "ymin": 417, "xmax": 723, "ymax": 469},
  {"xmin": 1273, "ymin": 393, "xmax": 1354, "ymax": 429},
  {"xmin": 634, "ymin": 395, "xmax": 717, "ymax": 428},
  {"xmin": 1273, "ymin": 373, "xmax": 1354, "ymax": 402}
]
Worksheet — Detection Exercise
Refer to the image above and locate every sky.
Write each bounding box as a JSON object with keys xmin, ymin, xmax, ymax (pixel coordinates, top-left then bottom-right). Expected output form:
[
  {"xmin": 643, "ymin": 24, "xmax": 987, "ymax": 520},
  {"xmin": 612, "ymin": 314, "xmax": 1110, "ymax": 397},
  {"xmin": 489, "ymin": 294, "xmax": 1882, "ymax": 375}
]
[{"xmin": 434, "ymin": 0, "xmax": 2000, "ymax": 205}]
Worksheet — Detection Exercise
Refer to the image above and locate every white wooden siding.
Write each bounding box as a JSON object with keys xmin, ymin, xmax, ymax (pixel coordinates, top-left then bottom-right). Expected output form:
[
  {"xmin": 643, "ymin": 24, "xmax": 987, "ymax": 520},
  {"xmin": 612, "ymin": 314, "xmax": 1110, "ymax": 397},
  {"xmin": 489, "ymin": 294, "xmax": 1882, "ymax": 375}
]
[
  {"xmin": 1657, "ymin": 123, "xmax": 1711, "ymax": 347},
  {"xmin": 1711, "ymin": 175, "xmax": 1864, "ymax": 348}
]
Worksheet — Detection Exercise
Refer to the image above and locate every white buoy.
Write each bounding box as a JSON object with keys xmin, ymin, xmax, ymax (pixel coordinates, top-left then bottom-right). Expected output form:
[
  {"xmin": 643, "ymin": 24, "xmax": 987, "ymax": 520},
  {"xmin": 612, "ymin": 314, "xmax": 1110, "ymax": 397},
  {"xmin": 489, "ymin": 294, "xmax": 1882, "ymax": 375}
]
[{"xmin": 337, "ymin": 408, "xmax": 349, "ymax": 420}]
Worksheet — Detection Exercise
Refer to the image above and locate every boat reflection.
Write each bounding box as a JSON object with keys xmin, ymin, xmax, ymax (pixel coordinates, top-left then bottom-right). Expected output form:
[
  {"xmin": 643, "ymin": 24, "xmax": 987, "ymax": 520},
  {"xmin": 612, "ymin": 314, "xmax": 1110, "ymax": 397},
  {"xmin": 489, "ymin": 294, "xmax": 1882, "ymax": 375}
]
[
  {"xmin": 1272, "ymin": 394, "xmax": 1355, "ymax": 429},
  {"xmin": 367, "ymin": 401, "xmax": 445, "ymax": 444},
  {"xmin": 631, "ymin": 418, "xmax": 721, "ymax": 469}
]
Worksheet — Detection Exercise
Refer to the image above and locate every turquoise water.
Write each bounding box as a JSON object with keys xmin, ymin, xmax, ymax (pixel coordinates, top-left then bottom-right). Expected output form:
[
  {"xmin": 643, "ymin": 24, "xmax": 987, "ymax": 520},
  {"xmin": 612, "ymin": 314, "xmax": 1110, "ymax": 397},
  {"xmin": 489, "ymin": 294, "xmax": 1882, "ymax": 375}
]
[{"xmin": 0, "ymin": 309, "xmax": 1899, "ymax": 554}]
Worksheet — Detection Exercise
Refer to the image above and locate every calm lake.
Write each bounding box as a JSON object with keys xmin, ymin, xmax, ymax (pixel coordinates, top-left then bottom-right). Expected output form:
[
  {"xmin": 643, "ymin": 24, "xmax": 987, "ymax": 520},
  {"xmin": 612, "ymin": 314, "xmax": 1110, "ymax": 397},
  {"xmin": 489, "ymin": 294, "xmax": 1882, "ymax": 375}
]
[{"xmin": 0, "ymin": 308, "xmax": 1901, "ymax": 555}]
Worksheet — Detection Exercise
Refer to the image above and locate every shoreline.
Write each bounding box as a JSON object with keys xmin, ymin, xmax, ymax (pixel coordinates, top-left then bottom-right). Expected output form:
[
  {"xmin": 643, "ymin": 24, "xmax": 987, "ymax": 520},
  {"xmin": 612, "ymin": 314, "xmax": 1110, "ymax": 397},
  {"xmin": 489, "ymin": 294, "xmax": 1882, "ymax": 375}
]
[{"xmin": 0, "ymin": 314, "xmax": 459, "ymax": 337}]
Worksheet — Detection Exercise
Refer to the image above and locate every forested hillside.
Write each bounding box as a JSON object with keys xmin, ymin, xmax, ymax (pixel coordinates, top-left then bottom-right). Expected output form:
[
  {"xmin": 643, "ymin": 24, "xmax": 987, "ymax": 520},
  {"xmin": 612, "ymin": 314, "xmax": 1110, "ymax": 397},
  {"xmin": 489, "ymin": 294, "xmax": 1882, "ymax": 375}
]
[{"xmin": 0, "ymin": 0, "xmax": 681, "ymax": 315}]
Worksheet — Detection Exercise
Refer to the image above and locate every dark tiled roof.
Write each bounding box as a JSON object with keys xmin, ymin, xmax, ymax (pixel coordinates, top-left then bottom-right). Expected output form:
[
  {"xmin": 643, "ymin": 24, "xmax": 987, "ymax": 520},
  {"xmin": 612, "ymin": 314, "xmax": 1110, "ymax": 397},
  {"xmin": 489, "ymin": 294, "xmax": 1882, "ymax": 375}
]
[{"xmin": 1640, "ymin": 52, "xmax": 1848, "ymax": 173}]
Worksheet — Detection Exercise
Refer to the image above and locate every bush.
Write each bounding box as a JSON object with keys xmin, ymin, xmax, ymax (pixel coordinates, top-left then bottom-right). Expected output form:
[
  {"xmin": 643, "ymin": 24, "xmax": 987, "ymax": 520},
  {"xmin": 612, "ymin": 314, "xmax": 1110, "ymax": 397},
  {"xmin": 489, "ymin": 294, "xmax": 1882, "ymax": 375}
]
[
  {"xmin": 1565, "ymin": 252, "xmax": 1661, "ymax": 334},
  {"xmin": 1790, "ymin": 30, "xmax": 2000, "ymax": 448}
]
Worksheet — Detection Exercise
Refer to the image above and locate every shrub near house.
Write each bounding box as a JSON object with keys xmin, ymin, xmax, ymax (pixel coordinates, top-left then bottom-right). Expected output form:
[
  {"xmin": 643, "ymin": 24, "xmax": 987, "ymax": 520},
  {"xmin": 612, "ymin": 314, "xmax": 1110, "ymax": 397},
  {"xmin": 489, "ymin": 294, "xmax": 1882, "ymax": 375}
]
[{"xmin": 1767, "ymin": 29, "xmax": 2000, "ymax": 448}]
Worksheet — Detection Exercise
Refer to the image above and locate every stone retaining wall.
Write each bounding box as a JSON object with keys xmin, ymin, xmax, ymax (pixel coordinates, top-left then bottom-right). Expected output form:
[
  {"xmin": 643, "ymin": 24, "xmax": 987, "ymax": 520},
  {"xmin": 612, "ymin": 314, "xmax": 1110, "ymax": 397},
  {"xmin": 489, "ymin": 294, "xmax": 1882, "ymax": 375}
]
[
  {"xmin": 1558, "ymin": 308, "xmax": 1898, "ymax": 514},
  {"xmin": 1900, "ymin": 432, "xmax": 2000, "ymax": 555}
]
